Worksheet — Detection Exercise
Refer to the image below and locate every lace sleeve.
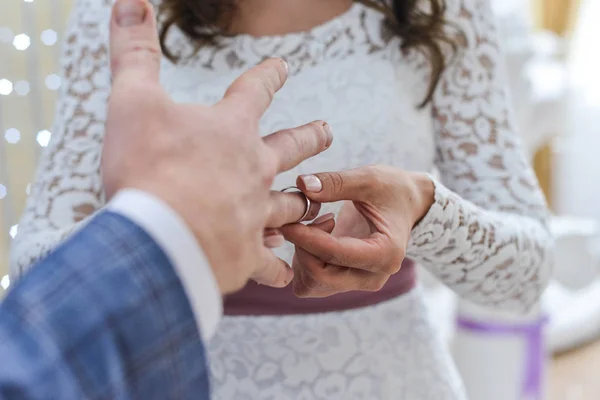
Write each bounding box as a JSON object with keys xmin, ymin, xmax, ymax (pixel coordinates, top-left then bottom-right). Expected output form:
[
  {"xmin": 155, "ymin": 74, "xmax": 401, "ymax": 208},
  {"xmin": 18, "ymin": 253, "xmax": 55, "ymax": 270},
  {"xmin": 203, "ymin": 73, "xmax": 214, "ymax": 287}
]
[
  {"xmin": 406, "ymin": 0, "xmax": 554, "ymax": 311},
  {"xmin": 9, "ymin": 0, "xmax": 113, "ymax": 278}
]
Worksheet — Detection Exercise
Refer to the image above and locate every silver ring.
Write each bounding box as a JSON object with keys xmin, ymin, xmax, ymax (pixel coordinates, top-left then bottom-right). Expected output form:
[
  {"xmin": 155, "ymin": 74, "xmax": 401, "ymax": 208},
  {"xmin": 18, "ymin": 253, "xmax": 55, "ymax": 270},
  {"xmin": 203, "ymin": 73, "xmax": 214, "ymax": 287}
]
[{"xmin": 280, "ymin": 186, "xmax": 311, "ymax": 223}]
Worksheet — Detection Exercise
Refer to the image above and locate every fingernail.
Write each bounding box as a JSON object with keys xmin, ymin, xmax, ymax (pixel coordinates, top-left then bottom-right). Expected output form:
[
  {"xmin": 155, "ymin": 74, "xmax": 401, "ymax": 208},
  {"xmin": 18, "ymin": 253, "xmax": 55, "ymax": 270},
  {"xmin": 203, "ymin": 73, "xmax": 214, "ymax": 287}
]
[
  {"xmin": 280, "ymin": 59, "xmax": 289, "ymax": 76},
  {"xmin": 264, "ymin": 234, "xmax": 285, "ymax": 248},
  {"xmin": 312, "ymin": 213, "xmax": 335, "ymax": 225},
  {"xmin": 116, "ymin": 0, "xmax": 147, "ymax": 27},
  {"xmin": 322, "ymin": 123, "xmax": 333, "ymax": 148},
  {"xmin": 300, "ymin": 175, "xmax": 322, "ymax": 193}
]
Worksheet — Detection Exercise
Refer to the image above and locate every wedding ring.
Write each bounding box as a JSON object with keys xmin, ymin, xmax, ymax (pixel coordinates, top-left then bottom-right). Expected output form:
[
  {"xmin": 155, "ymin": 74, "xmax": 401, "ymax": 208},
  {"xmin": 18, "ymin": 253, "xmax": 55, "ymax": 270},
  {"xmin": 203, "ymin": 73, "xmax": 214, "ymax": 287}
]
[{"xmin": 280, "ymin": 186, "xmax": 311, "ymax": 223}]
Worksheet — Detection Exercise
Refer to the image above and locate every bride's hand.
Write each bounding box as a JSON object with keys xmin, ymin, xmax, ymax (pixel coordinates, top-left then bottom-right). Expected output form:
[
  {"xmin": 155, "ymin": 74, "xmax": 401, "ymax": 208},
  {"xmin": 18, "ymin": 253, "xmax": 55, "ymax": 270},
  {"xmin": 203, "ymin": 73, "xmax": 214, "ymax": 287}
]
[
  {"xmin": 281, "ymin": 165, "xmax": 434, "ymax": 297},
  {"xmin": 333, "ymin": 201, "xmax": 370, "ymax": 238}
]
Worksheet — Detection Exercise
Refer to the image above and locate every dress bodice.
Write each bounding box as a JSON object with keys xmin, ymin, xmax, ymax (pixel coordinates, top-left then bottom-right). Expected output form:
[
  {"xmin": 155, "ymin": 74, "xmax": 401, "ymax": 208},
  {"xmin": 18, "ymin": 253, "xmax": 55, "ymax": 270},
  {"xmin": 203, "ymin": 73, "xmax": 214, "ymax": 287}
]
[
  {"xmin": 11, "ymin": 0, "xmax": 553, "ymax": 314},
  {"xmin": 159, "ymin": 3, "xmax": 436, "ymax": 177},
  {"xmin": 161, "ymin": 3, "xmax": 434, "ymax": 170},
  {"xmin": 158, "ymin": 3, "xmax": 436, "ymax": 265}
]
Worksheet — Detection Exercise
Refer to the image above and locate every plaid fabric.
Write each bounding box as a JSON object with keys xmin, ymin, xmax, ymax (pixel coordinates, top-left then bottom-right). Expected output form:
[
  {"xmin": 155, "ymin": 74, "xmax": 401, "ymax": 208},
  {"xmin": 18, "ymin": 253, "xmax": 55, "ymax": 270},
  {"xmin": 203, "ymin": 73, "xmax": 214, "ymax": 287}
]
[{"xmin": 0, "ymin": 212, "xmax": 210, "ymax": 399}]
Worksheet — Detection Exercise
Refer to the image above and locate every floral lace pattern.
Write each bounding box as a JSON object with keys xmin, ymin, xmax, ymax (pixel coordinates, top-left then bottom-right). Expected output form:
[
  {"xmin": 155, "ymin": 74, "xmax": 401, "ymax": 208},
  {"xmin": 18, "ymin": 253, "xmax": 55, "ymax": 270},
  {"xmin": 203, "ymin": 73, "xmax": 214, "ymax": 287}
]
[
  {"xmin": 10, "ymin": 0, "xmax": 552, "ymax": 398},
  {"xmin": 406, "ymin": 0, "xmax": 554, "ymax": 311},
  {"xmin": 161, "ymin": 2, "xmax": 401, "ymax": 75},
  {"xmin": 9, "ymin": 0, "xmax": 112, "ymax": 277},
  {"xmin": 208, "ymin": 289, "xmax": 467, "ymax": 400}
]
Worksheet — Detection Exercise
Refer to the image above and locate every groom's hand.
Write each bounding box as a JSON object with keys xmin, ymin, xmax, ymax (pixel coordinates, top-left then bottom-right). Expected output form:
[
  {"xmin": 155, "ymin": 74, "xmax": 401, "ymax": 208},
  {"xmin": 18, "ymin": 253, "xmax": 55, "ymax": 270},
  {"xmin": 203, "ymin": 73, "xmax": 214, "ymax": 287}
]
[{"xmin": 103, "ymin": 0, "xmax": 333, "ymax": 294}]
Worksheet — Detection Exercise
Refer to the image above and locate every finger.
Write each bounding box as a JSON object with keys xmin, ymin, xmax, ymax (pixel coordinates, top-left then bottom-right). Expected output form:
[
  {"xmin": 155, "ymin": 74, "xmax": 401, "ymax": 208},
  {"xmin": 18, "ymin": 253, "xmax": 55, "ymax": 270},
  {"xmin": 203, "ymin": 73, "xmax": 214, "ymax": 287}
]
[
  {"xmin": 110, "ymin": 0, "xmax": 161, "ymax": 83},
  {"xmin": 310, "ymin": 213, "xmax": 336, "ymax": 232},
  {"xmin": 252, "ymin": 247, "xmax": 294, "ymax": 288},
  {"xmin": 263, "ymin": 229, "xmax": 284, "ymax": 249},
  {"xmin": 291, "ymin": 217, "xmax": 336, "ymax": 297},
  {"xmin": 292, "ymin": 214, "xmax": 388, "ymax": 296},
  {"xmin": 221, "ymin": 58, "xmax": 288, "ymax": 120},
  {"xmin": 296, "ymin": 166, "xmax": 383, "ymax": 203},
  {"xmin": 266, "ymin": 191, "xmax": 321, "ymax": 227},
  {"xmin": 281, "ymin": 223, "xmax": 392, "ymax": 271},
  {"xmin": 293, "ymin": 247, "xmax": 388, "ymax": 297},
  {"xmin": 292, "ymin": 249, "xmax": 336, "ymax": 298},
  {"xmin": 263, "ymin": 121, "xmax": 333, "ymax": 173}
]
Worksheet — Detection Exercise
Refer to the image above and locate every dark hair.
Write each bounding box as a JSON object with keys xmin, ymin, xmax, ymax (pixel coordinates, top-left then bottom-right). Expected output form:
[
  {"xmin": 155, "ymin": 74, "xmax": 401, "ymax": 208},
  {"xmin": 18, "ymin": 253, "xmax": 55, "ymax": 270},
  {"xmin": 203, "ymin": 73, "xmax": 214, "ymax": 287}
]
[{"xmin": 158, "ymin": 0, "xmax": 457, "ymax": 107}]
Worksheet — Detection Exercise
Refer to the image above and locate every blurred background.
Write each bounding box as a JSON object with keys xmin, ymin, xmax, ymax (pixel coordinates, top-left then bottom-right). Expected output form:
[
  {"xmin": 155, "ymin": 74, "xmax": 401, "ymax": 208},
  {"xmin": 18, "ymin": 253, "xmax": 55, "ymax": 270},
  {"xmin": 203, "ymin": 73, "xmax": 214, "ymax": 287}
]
[
  {"xmin": 1, "ymin": 0, "xmax": 599, "ymax": 398},
  {"xmin": 0, "ymin": 0, "xmax": 73, "ymax": 286}
]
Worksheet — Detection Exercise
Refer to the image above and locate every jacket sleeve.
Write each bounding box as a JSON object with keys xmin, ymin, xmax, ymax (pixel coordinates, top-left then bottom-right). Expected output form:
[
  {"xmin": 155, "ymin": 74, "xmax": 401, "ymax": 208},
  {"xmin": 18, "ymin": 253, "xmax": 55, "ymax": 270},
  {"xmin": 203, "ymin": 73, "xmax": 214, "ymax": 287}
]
[{"xmin": 0, "ymin": 212, "xmax": 210, "ymax": 399}]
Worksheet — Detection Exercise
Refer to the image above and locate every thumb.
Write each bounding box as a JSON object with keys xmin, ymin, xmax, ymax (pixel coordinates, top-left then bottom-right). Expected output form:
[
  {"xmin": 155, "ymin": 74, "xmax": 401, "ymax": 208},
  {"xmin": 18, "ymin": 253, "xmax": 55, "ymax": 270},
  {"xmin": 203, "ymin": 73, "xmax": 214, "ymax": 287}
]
[
  {"xmin": 110, "ymin": 0, "xmax": 161, "ymax": 83},
  {"xmin": 297, "ymin": 167, "xmax": 376, "ymax": 203}
]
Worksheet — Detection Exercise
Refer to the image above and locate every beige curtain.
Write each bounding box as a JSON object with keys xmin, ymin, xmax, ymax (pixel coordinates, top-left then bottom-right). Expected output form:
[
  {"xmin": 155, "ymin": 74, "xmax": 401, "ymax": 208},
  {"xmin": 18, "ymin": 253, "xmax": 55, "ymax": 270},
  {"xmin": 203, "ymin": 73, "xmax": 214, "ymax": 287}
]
[
  {"xmin": 530, "ymin": 0, "xmax": 580, "ymax": 208},
  {"xmin": 0, "ymin": 0, "xmax": 73, "ymax": 286}
]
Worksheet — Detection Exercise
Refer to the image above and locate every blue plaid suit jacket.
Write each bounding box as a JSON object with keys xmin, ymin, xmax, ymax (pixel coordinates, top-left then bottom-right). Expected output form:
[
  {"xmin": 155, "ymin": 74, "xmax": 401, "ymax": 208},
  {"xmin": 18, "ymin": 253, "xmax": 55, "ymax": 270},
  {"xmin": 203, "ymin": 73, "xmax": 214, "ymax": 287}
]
[{"xmin": 0, "ymin": 212, "xmax": 210, "ymax": 399}]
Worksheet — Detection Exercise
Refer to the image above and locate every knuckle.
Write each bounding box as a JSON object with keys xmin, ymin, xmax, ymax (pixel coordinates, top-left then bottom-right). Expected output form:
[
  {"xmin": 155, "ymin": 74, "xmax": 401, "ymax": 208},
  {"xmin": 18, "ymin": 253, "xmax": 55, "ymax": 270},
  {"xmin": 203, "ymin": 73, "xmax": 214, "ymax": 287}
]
[
  {"xmin": 319, "ymin": 251, "xmax": 336, "ymax": 265},
  {"xmin": 328, "ymin": 172, "xmax": 345, "ymax": 196},
  {"xmin": 265, "ymin": 197, "xmax": 277, "ymax": 224},
  {"xmin": 360, "ymin": 165, "xmax": 390, "ymax": 201},
  {"xmin": 231, "ymin": 108, "xmax": 256, "ymax": 129},
  {"xmin": 397, "ymin": 246, "xmax": 407, "ymax": 261},
  {"xmin": 262, "ymin": 170, "xmax": 275, "ymax": 189},
  {"xmin": 364, "ymin": 165, "xmax": 384, "ymax": 186},
  {"xmin": 374, "ymin": 278, "xmax": 387, "ymax": 291},
  {"xmin": 362, "ymin": 277, "xmax": 387, "ymax": 292},
  {"xmin": 293, "ymin": 280, "xmax": 311, "ymax": 298},
  {"xmin": 231, "ymin": 272, "xmax": 247, "ymax": 292},
  {"xmin": 301, "ymin": 261, "xmax": 330, "ymax": 289},
  {"xmin": 116, "ymin": 44, "xmax": 161, "ymax": 70},
  {"xmin": 279, "ymin": 194, "xmax": 297, "ymax": 223},
  {"xmin": 383, "ymin": 263, "xmax": 401, "ymax": 276},
  {"xmin": 319, "ymin": 269, "xmax": 341, "ymax": 289},
  {"xmin": 272, "ymin": 265, "xmax": 290, "ymax": 288},
  {"xmin": 282, "ymin": 128, "xmax": 306, "ymax": 156},
  {"xmin": 308, "ymin": 120, "xmax": 329, "ymax": 150},
  {"xmin": 255, "ymin": 262, "xmax": 277, "ymax": 287},
  {"xmin": 383, "ymin": 248, "xmax": 406, "ymax": 275},
  {"xmin": 394, "ymin": 245, "xmax": 407, "ymax": 264},
  {"xmin": 301, "ymin": 271, "xmax": 322, "ymax": 290}
]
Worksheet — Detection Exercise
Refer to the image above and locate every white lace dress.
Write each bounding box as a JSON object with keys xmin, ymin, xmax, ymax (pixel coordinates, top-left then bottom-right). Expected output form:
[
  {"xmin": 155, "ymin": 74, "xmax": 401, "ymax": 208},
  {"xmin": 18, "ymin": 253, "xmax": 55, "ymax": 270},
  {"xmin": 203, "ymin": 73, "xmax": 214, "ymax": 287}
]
[{"xmin": 10, "ymin": 0, "xmax": 554, "ymax": 398}]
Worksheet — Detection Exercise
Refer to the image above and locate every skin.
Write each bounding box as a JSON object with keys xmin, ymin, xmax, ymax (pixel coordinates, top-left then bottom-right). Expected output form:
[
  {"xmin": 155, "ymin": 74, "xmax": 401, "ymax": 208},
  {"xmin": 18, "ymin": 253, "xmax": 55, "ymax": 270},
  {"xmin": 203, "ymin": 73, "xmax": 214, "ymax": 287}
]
[
  {"xmin": 282, "ymin": 167, "xmax": 435, "ymax": 298},
  {"xmin": 225, "ymin": 0, "xmax": 438, "ymax": 297},
  {"xmin": 107, "ymin": 0, "xmax": 436, "ymax": 296},
  {"xmin": 104, "ymin": 0, "xmax": 333, "ymax": 294},
  {"xmin": 229, "ymin": 0, "xmax": 355, "ymax": 36}
]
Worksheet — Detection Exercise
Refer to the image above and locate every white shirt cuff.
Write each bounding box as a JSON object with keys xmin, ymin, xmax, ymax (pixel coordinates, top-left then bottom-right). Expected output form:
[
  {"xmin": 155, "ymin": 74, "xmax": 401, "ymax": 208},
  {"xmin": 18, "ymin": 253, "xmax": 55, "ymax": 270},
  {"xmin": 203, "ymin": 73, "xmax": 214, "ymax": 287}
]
[{"xmin": 107, "ymin": 189, "xmax": 222, "ymax": 342}]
